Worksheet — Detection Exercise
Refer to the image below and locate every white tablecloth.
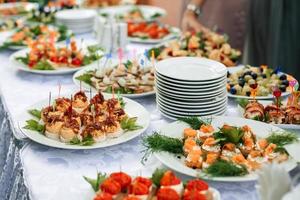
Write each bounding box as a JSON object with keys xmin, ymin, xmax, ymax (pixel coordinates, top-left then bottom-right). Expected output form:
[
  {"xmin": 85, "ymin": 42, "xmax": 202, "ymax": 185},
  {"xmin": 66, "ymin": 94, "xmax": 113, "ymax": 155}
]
[{"xmin": 0, "ymin": 36, "xmax": 259, "ymax": 200}]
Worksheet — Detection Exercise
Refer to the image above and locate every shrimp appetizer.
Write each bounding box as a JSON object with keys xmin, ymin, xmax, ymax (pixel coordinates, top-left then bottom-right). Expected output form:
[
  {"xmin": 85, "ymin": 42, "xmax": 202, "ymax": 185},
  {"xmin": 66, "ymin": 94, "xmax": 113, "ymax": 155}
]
[
  {"xmin": 15, "ymin": 39, "xmax": 103, "ymax": 70},
  {"xmin": 143, "ymin": 117, "xmax": 298, "ymax": 177},
  {"xmin": 1, "ymin": 24, "xmax": 71, "ymax": 49},
  {"xmin": 85, "ymin": 169, "xmax": 218, "ymax": 200},
  {"xmin": 240, "ymin": 92, "xmax": 300, "ymax": 125},
  {"xmin": 150, "ymin": 31, "xmax": 241, "ymax": 67},
  {"xmin": 24, "ymin": 91, "xmax": 142, "ymax": 146},
  {"xmin": 76, "ymin": 60, "xmax": 155, "ymax": 95},
  {"xmin": 128, "ymin": 22, "xmax": 170, "ymax": 40}
]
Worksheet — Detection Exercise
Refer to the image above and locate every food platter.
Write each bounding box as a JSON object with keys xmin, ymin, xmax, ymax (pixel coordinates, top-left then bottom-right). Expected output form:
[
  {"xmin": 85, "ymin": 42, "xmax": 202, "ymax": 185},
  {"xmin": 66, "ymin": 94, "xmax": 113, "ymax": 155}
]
[
  {"xmin": 152, "ymin": 116, "xmax": 300, "ymax": 181},
  {"xmin": 18, "ymin": 92, "xmax": 150, "ymax": 149}
]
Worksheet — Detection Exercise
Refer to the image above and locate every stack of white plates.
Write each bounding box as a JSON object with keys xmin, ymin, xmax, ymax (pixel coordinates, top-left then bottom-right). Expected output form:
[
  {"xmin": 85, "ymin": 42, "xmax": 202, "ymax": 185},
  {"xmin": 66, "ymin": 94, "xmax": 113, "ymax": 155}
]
[
  {"xmin": 155, "ymin": 57, "xmax": 228, "ymax": 120},
  {"xmin": 55, "ymin": 9, "xmax": 97, "ymax": 34}
]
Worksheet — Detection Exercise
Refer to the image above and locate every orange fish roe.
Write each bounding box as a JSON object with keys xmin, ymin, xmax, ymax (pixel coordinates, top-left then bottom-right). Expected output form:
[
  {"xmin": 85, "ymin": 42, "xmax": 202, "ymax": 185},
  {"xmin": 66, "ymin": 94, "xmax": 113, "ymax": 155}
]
[{"xmin": 184, "ymin": 128, "xmax": 197, "ymax": 138}]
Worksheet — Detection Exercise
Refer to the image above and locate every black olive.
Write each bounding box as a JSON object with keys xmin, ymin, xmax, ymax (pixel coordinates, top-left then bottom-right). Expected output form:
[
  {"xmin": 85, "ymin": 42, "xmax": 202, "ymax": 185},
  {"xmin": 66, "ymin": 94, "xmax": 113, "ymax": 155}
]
[
  {"xmin": 251, "ymin": 72, "xmax": 258, "ymax": 80},
  {"xmin": 238, "ymin": 79, "xmax": 245, "ymax": 87},
  {"xmin": 243, "ymin": 71, "xmax": 252, "ymax": 77},
  {"xmin": 229, "ymin": 83, "xmax": 235, "ymax": 88},
  {"xmin": 281, "ymin": 79, "xmax": 289, "ymax": 86},
  {"xmin": 279, "ymin": 74, "xmax": 287, "ymax": 80},
  {"xmin": 246, "ymin": 91, "xmax": 251, "ymax": 96},
  {"xmin": 177, "ymin": 156, "xmax": 181, "ymax": 159},
  {"xmin": 279, "ymin": 85, "xmax": 287, "ymax": 92},
  {"xmin": 262, "ymin": 74, "xmax": 267, "ymax": 78},
  {"xmin": 227, "ymin": 71, "xmax": 231, "ymax": 78},
  {"xmin": 230, "ymin": 87, "xmax": 237, "ymax": 94}
]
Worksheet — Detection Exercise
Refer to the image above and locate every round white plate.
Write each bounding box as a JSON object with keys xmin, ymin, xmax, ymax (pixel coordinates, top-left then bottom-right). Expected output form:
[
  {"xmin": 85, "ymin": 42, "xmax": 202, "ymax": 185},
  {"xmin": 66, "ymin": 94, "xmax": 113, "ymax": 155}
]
[
  {"xmin": 55, "ymin": 9, "xmax": 97, "ymax": 20},
  {"xmin": 155, "ymin": 71, "xmax": 226, "ymax": 86},
  {"xmin": 18, "ymin": 93, "xmax": 150, "ymax": 149},
  {"xmin": 156, "ymin": 82, "xmax": 226, "ymax": 97},
  {"xmin": 227, "ymin": 66, "xmax": 295, "ymax": 100},
  {"xmin": 154, "ymin": 116, "xmax": 300, "ymax": 181},
  {"xmin": 159, "ymin": 106, "xmax": 226, "ymax": 120},
  {"xmin": 157, "ymin": 92, "xmax": 227, "ymax": 106},
  {"xmin": 237, "ymin": 100, "xmax": 300, "ymax": 131},
  {"xmin": 155, "ymin": 74, "xmax": 226, "ymax": 89},
  {"xmin": 157, "ymin": 94, "xmax": 227, "ymax": 110},
  {"xmin": 155, "ymin": 57, "xmax": 227, "ymax": 81},
  {"xmin": 10, "ymin": 43, "xmax": 104, "ymax": 75},
  {"xmin": 73, "ymin": 60, "xmax": 156, "ymax": 98},
  {"xmin": 98, "ymin": 5, "xmax": 166, "ymax": 23},
  {"xmin": 0, "ymin": 2, "xmax": 38, "ymax": 18},
  {"xmin": 158, "ymin": 102, "xmax": 227, "ymax": 116},
  {"xmin": 157, "ymin": 97, "xmax": 227, "ymax": 113},
  {"xmin": 157, "ymin": 87, "xmax": 226, "ymax": 99},
  {"xmin": 128, "ymin": 27, "xmax": 180, "ymax": 44},
  {"xmin": 156, "ymin": 78, "xmax": 225, "ymax": 93}
]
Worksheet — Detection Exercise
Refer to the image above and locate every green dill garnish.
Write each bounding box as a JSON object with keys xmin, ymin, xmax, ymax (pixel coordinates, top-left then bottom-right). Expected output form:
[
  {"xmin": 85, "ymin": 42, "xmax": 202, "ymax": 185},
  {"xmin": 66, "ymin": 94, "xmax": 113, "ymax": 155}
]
[
  {"xmin": 266, "ymin": 131, "xmax": 298, "ymax": 146},
  {"xmin": 33, "ymin": 60, "xmax": 54, "ymax": 70},
  {"xmin": 83, "ymin": 172, "xmax": 107, "ymax": 192},
  {"xmin": 16, "ymin": 55, "xmax": 29, "ymax": 65},
  {"xmin": 151, "ymin": 168, "xmax": 166, "ymax": 187},
  {"xmin": 83, "ymin": 45, "xmax": 103, "ymax": 65},
  {"xmin": 69, "ymin": 135, "xmax": 95, "ymax": 146},
  {"xmin": 178, "ymin": 116, "xmax": 211, "ymax": 130},
  {"xmin": 75, "ymin": 73, "xmax": 93, "ymax": 86},
  {"xmin": 142, "ymin": 132, "xmax": 184, "ymax": 163},
  {"xmin": 124, "ymin": 60, "xmax": 133, "ymax": 69},
  {"xmin": 23, "ymin": 119, "xmax": 45, "ymax": 133},
  {"xmin": 214, "ymin": 126, "xmax": 244, "ymax": 145},
  {"xmin": 28, "ymin": 109, "xmax": 41, "ymax": 119},
  {"xmin": 150, "ymin": 12, "xmax": 162, "ymax": 19},
  {"xmin": 147, "ymin": 47, "xmax": 161, "ymax": 59},
  {"xmin": 104, "ymin": 86, "xmax": 134, "ymax": 94},
  {"xmin": 204, "ymin": 160, "xmax": 248, "ymax": 177},
  {"xmin": 120, "ymin": 116, "xmax": 143, "ymax": 132},
  {"xmin": 117, "ymin": 92, "xmax": 126, "ymax": 108},
  {"xmin": 236, "ymin": 98, "xmax": 249, "ymax": 109}
]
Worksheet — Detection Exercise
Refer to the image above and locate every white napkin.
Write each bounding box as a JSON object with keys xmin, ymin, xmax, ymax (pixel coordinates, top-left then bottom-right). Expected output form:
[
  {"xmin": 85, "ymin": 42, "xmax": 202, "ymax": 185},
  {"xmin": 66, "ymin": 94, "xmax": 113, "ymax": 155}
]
[{"xmin": 256, "ymin": 163, "xmax": 291, "ymax": 200}]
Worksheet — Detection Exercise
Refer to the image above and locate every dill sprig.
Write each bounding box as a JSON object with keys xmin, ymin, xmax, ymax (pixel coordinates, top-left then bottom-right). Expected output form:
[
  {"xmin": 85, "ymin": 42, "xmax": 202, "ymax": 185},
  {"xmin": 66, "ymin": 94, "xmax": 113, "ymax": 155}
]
[
  {"xmin": 141, "ymin": 132, "xmax": 184, "ymax": 163},
  {"xmin": 178, "ymin": 116, "xmax": 211, "ymax": 129},
  {"xmin": 266, "ymin": 131, "xmax": 298, "ymax": 146},
  {"xmin": 204, "ymin": 160, "xmax": 248, "ymax": 177}
]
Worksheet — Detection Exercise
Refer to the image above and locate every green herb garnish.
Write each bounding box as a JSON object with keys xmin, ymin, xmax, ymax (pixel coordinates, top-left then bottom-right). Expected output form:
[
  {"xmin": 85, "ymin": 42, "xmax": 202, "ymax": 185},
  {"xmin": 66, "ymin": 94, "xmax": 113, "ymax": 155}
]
[
  {"xmin": 204, "ymin": 160, "xmax": 248, "ymax": 177},
  {"xmin": 28, "ymin": 109, "xmax": 41, "ymax": 119},
  {"xmin": 23, "ymin": 119, "xmax": 45, "ymax": 133},
  {"xmin": 142, "ymin": 132, "xmax": 184, "ymax": 163},
  {"xmin": 214, "ymin": 126, "xmax": 244, "ymax": 145},
  {"xmin": 121, "ymin": 116, "xmax": 143, "ymax": 132},
  {"xmin": 105, "ymin": 86, "xmax": 134, "ymax": 94},
  {"xmin": 33, "ymin": 60, "xmax": 54, "ymax": 70},
  {"xmin": 178, "ymin": 116, "xmax": 211, "ymax": 130},
  {"xmin": 266, "ymin": 131, "xmax": 298, "ymax": 146},
  {"xmin": 16, "ymin": 55, "xmax": 29, "ymax": 65},
  {"xmin": 69, "ymin": 135, "xmax": 95, "ymax": 146},
  {"xmin": 83, "ymin": 172, "xmax": 107, "ymax": 192},
  {"xmin": 237, "ymin": 98, "xmax": 249, "ymax": 109},
  {"xmin": 150, "ymin": 12, "xmax": 162, "ymax": 19},
  {"xmin": 75, "ymin": 73, "xmax": 93, "ymax": 86},
  {"xmin": 151, "ymin": 168, "xmax": 166, "ymax": 187}
]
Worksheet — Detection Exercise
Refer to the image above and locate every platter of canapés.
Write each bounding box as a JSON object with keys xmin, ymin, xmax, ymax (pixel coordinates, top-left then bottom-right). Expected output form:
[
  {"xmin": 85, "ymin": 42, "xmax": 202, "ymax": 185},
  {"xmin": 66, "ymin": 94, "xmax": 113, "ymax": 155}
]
[{"xmin": 227, "ymin": 65, "xmax": 297, "ymax": 99}]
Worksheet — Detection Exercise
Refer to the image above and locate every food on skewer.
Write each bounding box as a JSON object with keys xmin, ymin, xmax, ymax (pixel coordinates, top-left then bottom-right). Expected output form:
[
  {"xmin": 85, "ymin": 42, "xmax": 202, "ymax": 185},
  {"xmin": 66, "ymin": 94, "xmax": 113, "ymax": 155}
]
[
  {"xmin": 86, "ymin": 169, "xmax": 217, "ymax": 200},
  {"xmin": 128, "ymin": 22, "xmax": 170, "ymax": 40},
  {"xmin": 76, "ymin": 59, "xmax": 155, "ymax": 94},
  {"xmin": 24, "ymin": 91, "xmax": 142, "ymax": 145}
]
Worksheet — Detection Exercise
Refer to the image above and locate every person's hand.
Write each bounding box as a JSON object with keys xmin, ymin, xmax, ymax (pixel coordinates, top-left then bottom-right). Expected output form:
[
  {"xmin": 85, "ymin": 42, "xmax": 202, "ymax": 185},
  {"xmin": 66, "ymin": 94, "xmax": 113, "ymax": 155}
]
[{"xmin": 181, "ymin": 10, "xmax": 209, "ymax": 33}]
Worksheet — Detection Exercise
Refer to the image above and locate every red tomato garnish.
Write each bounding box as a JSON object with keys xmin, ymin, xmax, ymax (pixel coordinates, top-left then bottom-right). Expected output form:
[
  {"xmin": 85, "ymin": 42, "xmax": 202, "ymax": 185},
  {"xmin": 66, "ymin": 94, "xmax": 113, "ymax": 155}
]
[
  {"xmin": 160, "ymin": 171, "xmax": 181, "ymax": 186},
  {"xmin": 50, "ymin": 56, "xmax": 59, "ymax": 63},
  {"xmin": 100, "ymin": 178, "xmax": 121, "ymax": 195},
  {"xmin": 129, "ymin": 181, "xmax": 149, "ymax": 195},
  {"xmin": 183, "ymin": 190, "xmax": 207, "ymax": 200},
  {"xmin": 58, "ymin": 56, "xmax": 68, "ymax": 64},
  {"xmin": 123, "ymin": 196, "xmax": 140, "ymax": 200},
  {"xmin": 185, "ymin": 179, "xmax": 209, "ymax": 192},
  {"xmin": 93, "ymin": 192, "xmax": 113, "ymax": 200},
  {"xmin": 157, "ymin": 188, "xmax": 180, "ymax": 200},
  {"xmin": 110, "ymin": 172, "xmax": 132, "ymax": 191},
  {"xmin": 71, "ymin": 58, "xmax": 82, "ymax": 66},
  {"xmin": 134, "ymin": 177, "xmax": 152, "ymax": 188},
  {"xmin": 28, "ymin": 61, "xmax": 36, "ymax": 68}
]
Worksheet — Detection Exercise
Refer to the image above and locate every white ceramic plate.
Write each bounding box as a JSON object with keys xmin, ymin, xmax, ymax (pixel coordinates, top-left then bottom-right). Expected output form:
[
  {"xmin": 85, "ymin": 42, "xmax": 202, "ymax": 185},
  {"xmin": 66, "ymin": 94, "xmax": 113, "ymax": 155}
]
[
  {"xmin": 157, "ymin": 95, "xmax": 227, "ymax": 110},
  {"xmin": 155, "ymin": 57, "xmax": 227, "ymax": 81},
  {"xmin": 159, "ymin": 106, "xmax": 226, "ymax": 120},
  {"xmin": 227, "ymin": 66, "xmax": 295, "ymax": 100},
  {"xmin": 154, "ymin": 116, "xmax": 300, "ymax": 181},
  {"xmin": 55, "ymin": 9, "xmax": 97, "ymax": 20},
  {"xmin": 9, "ymin": 42, "xmax": 104, "ymax": 75},
  {"xmin": 18, "ymin": 93, "xmax": 150, "ymax": 149},
  {"xmin": 157, "ymin": 92, "xmax": 227, "ymax": 106},
  {"xmin": 155, "ymin": 71, "xmax": 226, "ymax": 86},
  {"xmin": 73, "ymin": 60, "xmax": 156, "ymax": 98},
  {"xmin": 0, "ymin": 2, "xmax": 38, "ymax": 18},
  {"xmin": 237, "ymin": 100, "xmax": 300, "ymax": 131},
  {"xmin": 128, "ymin": 27, "xmax": 180, "ymax": 44},
  {"xmin": 98, "ymin": 5, "xmax": 166, "ymax": 23},
  {"xmin": 157, "ymin": 98, "xmax": 227, "ymax": 113}
]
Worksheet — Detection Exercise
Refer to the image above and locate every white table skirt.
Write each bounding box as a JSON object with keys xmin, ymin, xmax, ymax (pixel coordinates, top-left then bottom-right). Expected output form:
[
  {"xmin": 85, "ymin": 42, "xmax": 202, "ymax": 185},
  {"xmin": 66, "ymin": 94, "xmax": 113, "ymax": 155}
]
[{"xmin": 0, "ymin": 36, "xmax": 259, "ymax": 200}]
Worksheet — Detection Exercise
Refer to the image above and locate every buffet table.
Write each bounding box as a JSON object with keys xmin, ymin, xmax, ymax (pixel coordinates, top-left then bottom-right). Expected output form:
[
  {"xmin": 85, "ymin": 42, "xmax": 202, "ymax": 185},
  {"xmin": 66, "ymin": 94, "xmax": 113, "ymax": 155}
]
[{"xmin": 0, "ymin": 37, "xmax": 298, "ymax": 200}]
